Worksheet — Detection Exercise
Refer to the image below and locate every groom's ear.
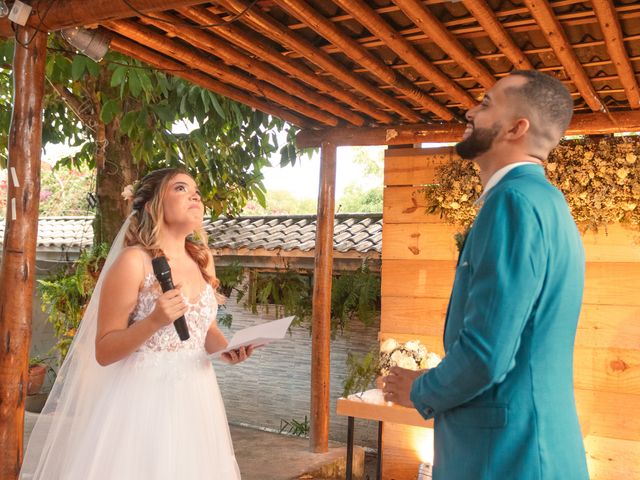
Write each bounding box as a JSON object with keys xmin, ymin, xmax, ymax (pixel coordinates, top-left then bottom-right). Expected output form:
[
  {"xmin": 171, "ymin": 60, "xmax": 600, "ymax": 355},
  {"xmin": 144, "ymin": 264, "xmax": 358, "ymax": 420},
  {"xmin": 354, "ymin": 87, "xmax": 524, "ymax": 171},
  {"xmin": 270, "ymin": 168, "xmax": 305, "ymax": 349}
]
[{"xmin": 505, "ymin": 118, "xmax": 530, "ymax": 141}]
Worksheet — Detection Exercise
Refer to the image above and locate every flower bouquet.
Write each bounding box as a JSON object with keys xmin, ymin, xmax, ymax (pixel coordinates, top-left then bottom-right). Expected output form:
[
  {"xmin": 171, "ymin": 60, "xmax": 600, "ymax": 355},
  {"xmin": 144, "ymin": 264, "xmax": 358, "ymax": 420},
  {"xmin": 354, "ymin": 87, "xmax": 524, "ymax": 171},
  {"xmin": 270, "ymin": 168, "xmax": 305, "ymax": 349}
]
[{"xmin": 379, "ymin": 338, "xmax": 441, "ymax": 376}]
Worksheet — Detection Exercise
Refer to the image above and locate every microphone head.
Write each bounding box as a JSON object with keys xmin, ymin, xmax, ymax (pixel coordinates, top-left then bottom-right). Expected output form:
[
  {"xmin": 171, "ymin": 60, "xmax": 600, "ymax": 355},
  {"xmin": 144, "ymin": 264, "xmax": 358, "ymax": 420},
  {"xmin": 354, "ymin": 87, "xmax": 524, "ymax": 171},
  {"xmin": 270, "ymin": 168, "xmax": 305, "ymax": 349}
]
[{"xmin": 152, "ymin": 256, "xmax": 170, "ymax": 278}]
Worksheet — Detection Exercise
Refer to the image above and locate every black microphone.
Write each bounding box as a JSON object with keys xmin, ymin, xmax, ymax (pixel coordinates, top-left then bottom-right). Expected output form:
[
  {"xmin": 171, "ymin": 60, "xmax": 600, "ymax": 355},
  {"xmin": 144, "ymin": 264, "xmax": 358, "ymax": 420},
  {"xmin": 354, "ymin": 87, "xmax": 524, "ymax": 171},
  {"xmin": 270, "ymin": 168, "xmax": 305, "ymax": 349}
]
[{"xmin": 151, "ymin": 256, "xmax": 190, "ymax": 341}]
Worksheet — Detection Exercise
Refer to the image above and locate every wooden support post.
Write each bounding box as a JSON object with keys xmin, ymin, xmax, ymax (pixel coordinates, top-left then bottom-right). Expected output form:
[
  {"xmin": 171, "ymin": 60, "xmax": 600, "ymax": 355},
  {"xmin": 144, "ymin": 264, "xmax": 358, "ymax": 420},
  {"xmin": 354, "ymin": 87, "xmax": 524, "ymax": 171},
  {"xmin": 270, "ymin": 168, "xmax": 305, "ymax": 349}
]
[
  {"xmin": 309, "ymin": 141, "xmax": 336, "ymax": 453},
  {"xmin": 0, "ymin": 26, "xmax": 47, "ymax": 479}
]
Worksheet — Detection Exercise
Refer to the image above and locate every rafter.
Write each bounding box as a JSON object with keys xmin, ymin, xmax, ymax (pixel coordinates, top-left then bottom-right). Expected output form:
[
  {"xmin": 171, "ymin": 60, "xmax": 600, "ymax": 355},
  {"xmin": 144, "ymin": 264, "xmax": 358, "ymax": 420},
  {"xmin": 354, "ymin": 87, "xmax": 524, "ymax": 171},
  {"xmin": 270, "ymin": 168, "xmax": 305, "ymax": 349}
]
[
  {"xmin": 106, "ymin": 25, "xmax": 327, "ymax": 127},
  {"xmin": 591, "ymin": 0, "xmax": 640, "ymax": 109},
  {"xmin": 392, "ymin": 0, "xmax": 495, "ymax": 89},
  {"xmin": 138, "ymin": 11, "xmax": 364, "ymax": 126},
  {"xmin": 522, "ymin": 0, "xmax": 605, "ymax": 112},
  {"xmin": 462, "ymin": 0, "xmax": 534, "ymax": 70},
  {"xmin": 331, "ymin": 0, "xmax": 477, "ymax": 109},
  {"xmin": 273, "ymin": 0, "xmax": 454, "ymax": 121},
  {"xmin": 108, "ymin": 35, "xmax": 312, "ymax": 127},
  {"xmin": 179, "ymin": 7, "xmax": 378, "ymax": 127},
  {"xmin": 296, "ymin": 111, "xmax": 640, "ymax": 148},
  {"xmin": 0, "ymin": 0, "xmax": 206, "ymax": 37},
  {"xmin": 215, "ymin": 0, "xmax": 417, "ymax": 124}
]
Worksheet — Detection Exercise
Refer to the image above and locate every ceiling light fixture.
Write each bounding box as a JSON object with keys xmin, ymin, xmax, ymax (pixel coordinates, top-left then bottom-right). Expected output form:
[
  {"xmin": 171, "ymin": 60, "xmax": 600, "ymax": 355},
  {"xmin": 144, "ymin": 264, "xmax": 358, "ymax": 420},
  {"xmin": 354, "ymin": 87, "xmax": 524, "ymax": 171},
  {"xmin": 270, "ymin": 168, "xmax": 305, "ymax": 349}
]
[{"xmin": 60, "ymin": 27, "xmax": 111, "ymax": 62}]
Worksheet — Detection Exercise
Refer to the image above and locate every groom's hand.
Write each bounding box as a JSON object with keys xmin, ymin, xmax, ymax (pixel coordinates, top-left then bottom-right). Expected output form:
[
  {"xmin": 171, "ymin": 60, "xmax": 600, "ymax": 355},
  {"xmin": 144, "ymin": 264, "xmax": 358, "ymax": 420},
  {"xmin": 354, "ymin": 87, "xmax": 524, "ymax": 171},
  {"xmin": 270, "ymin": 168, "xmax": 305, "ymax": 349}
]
[
  {"xmin": 382, "ymin": 367, "xmax": 424, "ymax": 408},
  {"xmin": 221, "ymin": 345, "xmax": 254, "ymax": 364}
]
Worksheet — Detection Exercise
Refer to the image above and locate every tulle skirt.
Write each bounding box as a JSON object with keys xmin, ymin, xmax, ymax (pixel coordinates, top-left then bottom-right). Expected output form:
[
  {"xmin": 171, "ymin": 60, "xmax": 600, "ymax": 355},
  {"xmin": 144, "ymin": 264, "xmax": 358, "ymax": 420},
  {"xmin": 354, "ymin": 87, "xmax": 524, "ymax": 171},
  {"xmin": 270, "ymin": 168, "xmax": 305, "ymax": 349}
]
[{"xmin": 22, "ymin": 350, "xmax": 240, "ymax": 480}]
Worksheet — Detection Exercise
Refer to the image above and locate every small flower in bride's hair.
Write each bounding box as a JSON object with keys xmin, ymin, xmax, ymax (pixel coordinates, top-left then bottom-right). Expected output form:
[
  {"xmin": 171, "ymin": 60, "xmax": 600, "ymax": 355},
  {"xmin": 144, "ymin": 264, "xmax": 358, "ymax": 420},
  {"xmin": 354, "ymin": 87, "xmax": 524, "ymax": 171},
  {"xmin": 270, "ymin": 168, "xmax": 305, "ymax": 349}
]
[{"xmin": 121, "ymin": 184, "xmax": 135, "ymax": 201}]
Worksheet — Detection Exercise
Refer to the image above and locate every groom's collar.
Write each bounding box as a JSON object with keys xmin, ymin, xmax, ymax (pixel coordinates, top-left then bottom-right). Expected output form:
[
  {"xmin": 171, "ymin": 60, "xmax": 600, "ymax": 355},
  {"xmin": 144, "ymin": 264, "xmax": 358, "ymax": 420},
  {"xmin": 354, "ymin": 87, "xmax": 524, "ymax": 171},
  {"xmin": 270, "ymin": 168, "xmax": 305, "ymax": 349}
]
[{"xmin": 476, "ymin": 162, "xmax": 543, "ymax": 204}]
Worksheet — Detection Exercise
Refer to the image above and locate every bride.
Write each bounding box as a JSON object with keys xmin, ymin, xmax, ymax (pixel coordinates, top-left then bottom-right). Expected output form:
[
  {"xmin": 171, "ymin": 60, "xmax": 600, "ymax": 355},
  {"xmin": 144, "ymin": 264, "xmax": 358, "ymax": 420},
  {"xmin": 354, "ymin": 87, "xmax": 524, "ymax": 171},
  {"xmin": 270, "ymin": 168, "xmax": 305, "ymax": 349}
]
[{"xmin": 21, "ymin": 168, "xmax": 253, "ymax": 479}]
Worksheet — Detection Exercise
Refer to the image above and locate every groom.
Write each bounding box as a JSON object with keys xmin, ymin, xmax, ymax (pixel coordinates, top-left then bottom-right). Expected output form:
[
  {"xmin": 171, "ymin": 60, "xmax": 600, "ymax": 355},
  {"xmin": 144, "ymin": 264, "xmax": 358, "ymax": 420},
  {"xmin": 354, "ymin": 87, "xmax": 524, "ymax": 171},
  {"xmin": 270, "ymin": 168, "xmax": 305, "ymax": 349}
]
[{"xmin": 383, "ymin": 70, "xmax": 589, "ymax": 479}]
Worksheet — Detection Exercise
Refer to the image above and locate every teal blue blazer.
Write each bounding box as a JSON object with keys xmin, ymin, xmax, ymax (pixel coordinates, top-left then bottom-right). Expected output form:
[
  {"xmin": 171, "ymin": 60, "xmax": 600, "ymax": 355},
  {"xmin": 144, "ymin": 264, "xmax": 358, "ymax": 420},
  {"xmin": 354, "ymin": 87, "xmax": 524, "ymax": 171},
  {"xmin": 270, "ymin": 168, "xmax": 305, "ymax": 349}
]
[{"xmin": 410, "ymin": 164, "xmax": 589, "ymax": 479}]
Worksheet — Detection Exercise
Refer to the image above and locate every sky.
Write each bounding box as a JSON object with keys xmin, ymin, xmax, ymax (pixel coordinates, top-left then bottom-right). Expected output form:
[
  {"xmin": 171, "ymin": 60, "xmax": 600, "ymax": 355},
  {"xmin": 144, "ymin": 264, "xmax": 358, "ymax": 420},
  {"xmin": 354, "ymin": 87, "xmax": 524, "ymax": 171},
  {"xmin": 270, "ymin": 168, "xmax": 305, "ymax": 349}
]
[{"xmin": 260, "ymin": 145, "xmax": 385, "ymax": 199}]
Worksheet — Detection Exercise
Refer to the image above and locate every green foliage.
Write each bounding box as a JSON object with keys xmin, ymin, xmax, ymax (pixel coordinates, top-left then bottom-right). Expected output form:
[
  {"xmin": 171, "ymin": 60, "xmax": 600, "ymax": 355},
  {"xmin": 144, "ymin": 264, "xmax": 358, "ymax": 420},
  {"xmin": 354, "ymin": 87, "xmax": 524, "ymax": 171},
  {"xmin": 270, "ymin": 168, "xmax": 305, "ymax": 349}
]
[
  {"xmin": 37, "ymin": 243, "xmax": 109, "ymax": 364},
  {"xmin": 338, "ymin": 184, "xmax": 383, "ymax": 213},
  {"xmin": 342, "ymin": 351, "xmax": 381, "ymax": 397},
  {"xmin": 330, "ymin": 260, "xmax": 381, "ymax": 333},
  {"xmin": 279, "ymin": 416, "xmax": 309, "ymax": 437},
  {"xmin": 240, "ymin": 270, "xmax": 312, "ymax": 327},
  {"xmin": 242, "ymin": 190, "xmax": 317, "ymax": 215},
  {"xmin": 0, "ymin": 36, "xmax": 300, "ymax": 217},
  {"xmin": 216, "ymin": 261, "xmax": 244, "ymax": 298},
  {"xmin": 234, "ymin": 260, "xmax": 381, "ymax": 335}
]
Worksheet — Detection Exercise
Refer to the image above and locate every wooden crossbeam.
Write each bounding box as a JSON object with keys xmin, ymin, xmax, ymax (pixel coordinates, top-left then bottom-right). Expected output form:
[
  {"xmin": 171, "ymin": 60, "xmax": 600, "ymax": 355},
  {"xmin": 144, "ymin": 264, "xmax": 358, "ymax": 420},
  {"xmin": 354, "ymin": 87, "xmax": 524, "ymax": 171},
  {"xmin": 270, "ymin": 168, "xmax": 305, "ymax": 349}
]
[
  {"xmin": 392, "ymin": 0, "xmax": 496, "ymax": 89},
  {"xmin": 591, "ymin": 0, "xmax": 640, "ymax": 109},
  {"xmin": 332, "ymin": 0, "xmax": 477, "ymax": 110},
  {"xmin": 216, "ymin": 0, "xmax": 414, "ymax": 124},
  {"xmin": 462, "ymin": 0, "xmax": 534, "ymax": 70},
  {"xmin": 179, "ymin": 7, "xmax": 370, "ymax": 127},
  {"xmin": 522, "ymin": 0, "xmax": 606, "ymax": 112},
  {"xmin": 137, "ymin": 11, "xmax": 362, "ymax": 126},
  {"xmin": 0, "ymin": 0, "xmax": 206, "ymax": 37},
  {"xmin": 296, "ymin": 111, "xmax": 640, "ymax": 147},
  {"xmin": 272, "ymin": 0, "xmax": 453, "ymax": 121},
  {"xmin": 106, "ymin": 20, "xmax": 336, "ymax": 127},
  {"xmin": 108, "ymin": 35, "xmax": 312, "ymax": 127}
]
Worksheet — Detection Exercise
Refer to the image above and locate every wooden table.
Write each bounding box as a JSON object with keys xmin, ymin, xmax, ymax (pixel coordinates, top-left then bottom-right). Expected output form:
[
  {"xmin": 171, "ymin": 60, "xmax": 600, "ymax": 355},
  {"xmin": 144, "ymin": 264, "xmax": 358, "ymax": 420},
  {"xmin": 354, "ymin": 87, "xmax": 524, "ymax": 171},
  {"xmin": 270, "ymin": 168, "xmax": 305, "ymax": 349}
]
[{"xmin": 337, "ymin": 395, "xmax": 433, "ymax": 480}]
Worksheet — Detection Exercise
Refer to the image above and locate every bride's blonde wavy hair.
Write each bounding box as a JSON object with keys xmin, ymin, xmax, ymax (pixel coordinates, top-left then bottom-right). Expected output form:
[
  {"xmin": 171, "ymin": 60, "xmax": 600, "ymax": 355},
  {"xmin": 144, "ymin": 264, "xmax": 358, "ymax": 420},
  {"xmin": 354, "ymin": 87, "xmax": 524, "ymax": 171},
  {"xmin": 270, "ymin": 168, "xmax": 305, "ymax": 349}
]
[{"xmin": 124, "ymin": 168, "xmax": 219, "ymax": 289}]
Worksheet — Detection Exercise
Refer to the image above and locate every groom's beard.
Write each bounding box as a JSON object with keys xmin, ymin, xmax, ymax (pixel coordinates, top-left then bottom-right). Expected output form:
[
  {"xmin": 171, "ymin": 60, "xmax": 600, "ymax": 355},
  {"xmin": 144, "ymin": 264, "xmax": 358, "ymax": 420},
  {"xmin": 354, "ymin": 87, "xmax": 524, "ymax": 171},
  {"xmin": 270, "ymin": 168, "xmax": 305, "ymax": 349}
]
[{"xmin": 455, "ymin": 123, "xmax": 501, "ymax": 160}]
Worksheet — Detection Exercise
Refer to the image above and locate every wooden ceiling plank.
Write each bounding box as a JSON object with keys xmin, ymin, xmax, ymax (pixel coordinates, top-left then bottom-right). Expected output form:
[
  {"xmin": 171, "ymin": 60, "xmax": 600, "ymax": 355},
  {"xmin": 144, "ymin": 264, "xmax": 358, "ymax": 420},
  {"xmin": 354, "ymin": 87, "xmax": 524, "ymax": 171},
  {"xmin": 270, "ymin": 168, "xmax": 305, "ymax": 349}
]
[
  {"xmin": 273, "ymin": 0, "xmax": 454, "ymax": 121},
  {"xmin": 392, "ymin": 0, "xmax": 496, "ymax": 89},
  {"xmin": 332, "ymin": 0, "xmax": 477, "ymax": 109},
  {"xmin": 522, "ymin": 0, "xmax": 606, "ymax": 112},
  {"xmin": 180, "ymin": 6, "xmax": 371, "ymax": 127},
  {"xmin": 0, "ymin": 0, "xmax": 207, "ymax": 35},
  {"xmin": 216, "ymin": 0, "xmax": 420, "ymax": 124},
  {"xmin": 591, "ymin": 0, "xmax": 640, "ymax": 109},
  {"xmin": 105, "ymin": 20, "xmax": 338, "ymax": 126},
  {"xmin": 296, "ymin": 110, "xmax": 640, "ymax": 147},
  {"xmin": 462, "ymin": 0, "xmax": 534, "ymax": 70},
  {"xmin": 108, "ymin": 35, "xmax": 312, "ymax": 127},
  {"xmin": 139, "ymin": 11, "xmax": 363, "ymax": 126}
]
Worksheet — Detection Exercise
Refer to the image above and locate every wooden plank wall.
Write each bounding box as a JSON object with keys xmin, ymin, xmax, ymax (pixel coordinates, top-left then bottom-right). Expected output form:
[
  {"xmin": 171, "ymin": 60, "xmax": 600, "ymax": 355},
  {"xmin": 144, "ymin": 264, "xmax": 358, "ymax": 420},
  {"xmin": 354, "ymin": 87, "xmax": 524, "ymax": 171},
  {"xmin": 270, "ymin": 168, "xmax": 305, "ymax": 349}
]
[{"xmin": 381, "ymin": 146, "xmax": 640, "ymax": 479}]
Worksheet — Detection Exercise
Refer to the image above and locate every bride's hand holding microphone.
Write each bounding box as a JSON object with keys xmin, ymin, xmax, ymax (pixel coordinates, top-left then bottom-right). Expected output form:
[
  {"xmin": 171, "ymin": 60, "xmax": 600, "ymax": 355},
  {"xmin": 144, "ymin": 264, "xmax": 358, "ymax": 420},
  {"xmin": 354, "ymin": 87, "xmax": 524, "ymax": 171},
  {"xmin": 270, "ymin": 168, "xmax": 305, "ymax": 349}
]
[{"xmin": 149, "ymin": 285, "xmax": 188, "ymax": 330}]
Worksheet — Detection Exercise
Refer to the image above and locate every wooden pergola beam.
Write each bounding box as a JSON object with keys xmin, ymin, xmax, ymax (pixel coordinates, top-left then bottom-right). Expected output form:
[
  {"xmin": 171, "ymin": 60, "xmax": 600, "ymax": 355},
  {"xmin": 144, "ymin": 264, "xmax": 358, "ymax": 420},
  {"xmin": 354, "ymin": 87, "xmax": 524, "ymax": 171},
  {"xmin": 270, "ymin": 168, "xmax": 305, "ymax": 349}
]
[
  {"xmin": 272, "ymin": 0, "xmax": 454, "ymax": 121},
  {"xmin": 138, "ymin": 11, "xmax": 362, "ymax": 126},
  {"xmin": 0, "ymin": 26, "xmax": 47, "ymax": 478},
  {"xmin": 392, "ymin": 0, "xmax": 495, "ymax": 89},
  {"xmin": 180, "ymin": 6, "xmax": 374, "ymax": 127},
  {"xmin": 332, "ymin": 0, "xmax": 477, "ymax": 110},
  {"xmin": 522, "ymin": 0, "xmax": 606, "ymax": 112},
  {"xmin": 296, "ymin": 110, "xmax": 640, "ymax": 148},
  {"xmin": 591, "ymin": 0, "xmax": 640, "ymax": 109},
  {"xmin": 216, "ymin": 0, "xmax": 409, "ymax": 124},
  {"xmin": 105, "ymin": 21, "xmax": 336, "ymax": 127},
  {"xmin": 0, "ymin": 0, "xmax": 207, "ymax": 37},
  {"xmin": 462, "ymin": 0, "xmax": 534, "ymax": 70},
  {"xmin": 109, "ymin": 35, "xmax": 312, "ymax": 127},
  {"xmin": 310, "ymin": 141, "xmax": 336, "ymax": 453}
]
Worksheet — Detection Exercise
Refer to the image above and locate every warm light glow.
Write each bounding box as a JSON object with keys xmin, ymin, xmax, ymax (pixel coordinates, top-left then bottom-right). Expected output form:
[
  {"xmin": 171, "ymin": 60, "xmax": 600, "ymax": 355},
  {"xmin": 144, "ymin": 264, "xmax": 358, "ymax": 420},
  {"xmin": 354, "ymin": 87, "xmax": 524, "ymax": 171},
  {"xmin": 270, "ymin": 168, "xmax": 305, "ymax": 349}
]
[{"xmin": 412, "ymin": 427, "xmax": 435, "ymax": 464}]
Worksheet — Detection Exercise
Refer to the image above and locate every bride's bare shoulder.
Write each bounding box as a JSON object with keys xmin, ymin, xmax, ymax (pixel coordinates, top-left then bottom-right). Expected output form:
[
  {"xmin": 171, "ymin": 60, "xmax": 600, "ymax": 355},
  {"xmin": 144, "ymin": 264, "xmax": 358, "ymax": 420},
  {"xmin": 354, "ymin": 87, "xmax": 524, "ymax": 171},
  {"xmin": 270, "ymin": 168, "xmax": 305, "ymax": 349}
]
[{"xmin": 105, "ymin": 247, "xmax": 149, "ymax": 285}]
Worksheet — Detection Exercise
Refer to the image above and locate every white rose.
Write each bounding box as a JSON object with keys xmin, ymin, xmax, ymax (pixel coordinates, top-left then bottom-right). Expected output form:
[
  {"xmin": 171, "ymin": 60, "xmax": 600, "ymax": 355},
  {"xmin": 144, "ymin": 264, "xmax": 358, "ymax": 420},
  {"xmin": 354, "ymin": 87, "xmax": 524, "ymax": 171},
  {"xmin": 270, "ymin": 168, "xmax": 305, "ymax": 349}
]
[
  {"xmin": 380, "ymin": 338, "xmax": 398, "ymax": 354},
  {"xmin": 426, "ymin": 352, "xmax": 442, "ymax": 369},
  {"xmin": 398, "ymin": 356, "xmax": 418, "ymax": 370},
  {"xmin": 404, "ymin": 340, "xmax": 420, "ymax": 353}
]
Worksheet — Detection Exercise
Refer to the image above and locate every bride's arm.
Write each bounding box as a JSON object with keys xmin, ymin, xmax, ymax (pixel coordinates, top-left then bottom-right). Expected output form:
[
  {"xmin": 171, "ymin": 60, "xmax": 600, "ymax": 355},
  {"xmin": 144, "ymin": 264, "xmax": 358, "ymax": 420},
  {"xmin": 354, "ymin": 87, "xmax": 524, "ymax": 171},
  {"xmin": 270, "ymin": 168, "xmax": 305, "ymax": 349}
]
[{"xmin": 95, "ymin": 248, "xmax": 184, "ymax": 366}]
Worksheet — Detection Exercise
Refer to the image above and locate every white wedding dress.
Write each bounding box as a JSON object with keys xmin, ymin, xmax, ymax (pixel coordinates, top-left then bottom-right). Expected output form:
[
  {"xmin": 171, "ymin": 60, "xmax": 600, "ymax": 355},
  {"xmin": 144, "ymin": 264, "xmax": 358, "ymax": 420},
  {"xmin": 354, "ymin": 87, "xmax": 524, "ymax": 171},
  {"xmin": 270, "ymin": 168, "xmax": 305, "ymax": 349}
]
[{"xmin": 22, "ymin": 272, "xmax": 241, "ymax": 480}]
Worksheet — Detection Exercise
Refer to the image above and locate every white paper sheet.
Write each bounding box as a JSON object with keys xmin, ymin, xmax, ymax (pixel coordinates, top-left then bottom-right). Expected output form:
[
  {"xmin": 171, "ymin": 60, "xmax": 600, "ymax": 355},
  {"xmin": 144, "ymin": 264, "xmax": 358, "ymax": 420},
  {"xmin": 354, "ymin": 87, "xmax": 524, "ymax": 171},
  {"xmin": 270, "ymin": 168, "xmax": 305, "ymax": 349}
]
[{"xmin": 212, "ymin": 316, "xmax": 295, "ymax": 358}]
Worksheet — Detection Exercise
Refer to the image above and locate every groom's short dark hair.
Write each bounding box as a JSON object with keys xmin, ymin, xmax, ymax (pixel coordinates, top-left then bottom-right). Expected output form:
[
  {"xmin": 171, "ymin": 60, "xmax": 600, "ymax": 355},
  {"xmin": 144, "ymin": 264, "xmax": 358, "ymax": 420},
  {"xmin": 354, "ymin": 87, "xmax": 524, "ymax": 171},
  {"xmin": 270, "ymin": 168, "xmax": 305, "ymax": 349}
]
[{"xmin": 506, "ymin": 70, "xmax": 574, "ymax": 146}]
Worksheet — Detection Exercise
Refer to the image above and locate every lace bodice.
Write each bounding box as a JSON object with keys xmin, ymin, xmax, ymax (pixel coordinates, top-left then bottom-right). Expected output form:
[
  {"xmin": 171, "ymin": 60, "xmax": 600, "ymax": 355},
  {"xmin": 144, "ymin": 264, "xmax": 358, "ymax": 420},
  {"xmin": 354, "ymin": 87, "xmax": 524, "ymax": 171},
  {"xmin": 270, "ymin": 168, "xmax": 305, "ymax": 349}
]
[{"xmin": 130, "ymin": 273, "xmax": 217, "ymax": 352}]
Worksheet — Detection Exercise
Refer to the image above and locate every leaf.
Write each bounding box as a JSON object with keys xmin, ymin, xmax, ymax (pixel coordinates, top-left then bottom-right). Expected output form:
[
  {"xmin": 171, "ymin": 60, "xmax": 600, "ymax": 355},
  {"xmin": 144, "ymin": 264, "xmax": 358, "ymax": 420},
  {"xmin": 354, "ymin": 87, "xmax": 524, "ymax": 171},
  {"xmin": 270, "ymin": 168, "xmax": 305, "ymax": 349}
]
[
  {"xmin": 119, "ymin": 111, "xmax": 138, "ymax": 135},
  {"xmin": 209, "ymin": 92, "xmax": 226, "ymax": 120},
  {"xmin": 128, "ymin": 69, "xmax": 142, "ymax": 97},
  {"xmin": 153, "ymin": 103, "xmax": 175, "ymax": 123},
  {"xmin": 99, "ymin": 99, "xmax": 121, "ymax": 124},
  {"xmin": 71, "ymin": 55, "xmax": 86, "ymax": 81},
  {"xmin": 110, "ymin": 66, "xmax": 127, "ymax": 88}
]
